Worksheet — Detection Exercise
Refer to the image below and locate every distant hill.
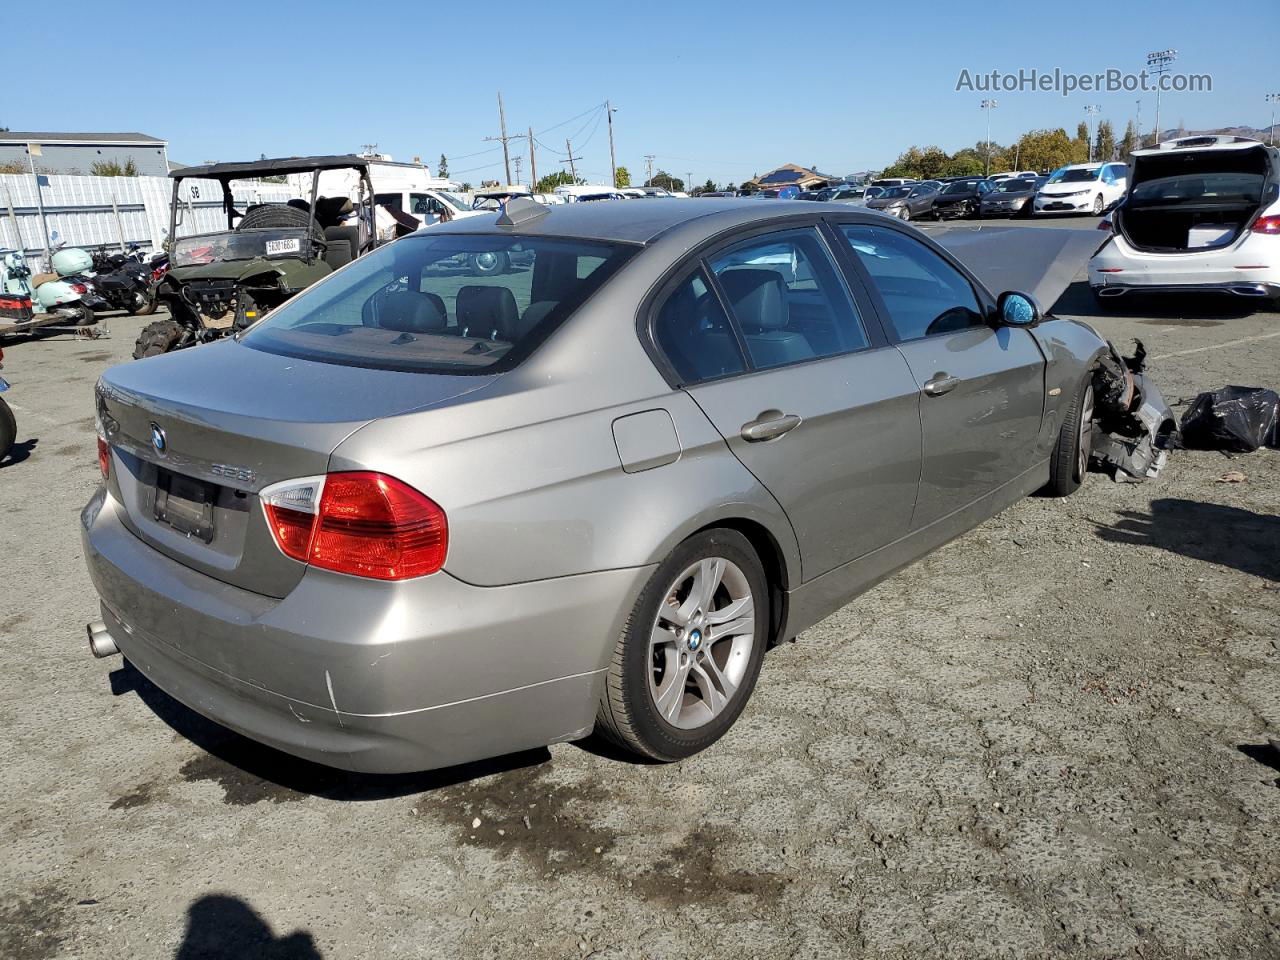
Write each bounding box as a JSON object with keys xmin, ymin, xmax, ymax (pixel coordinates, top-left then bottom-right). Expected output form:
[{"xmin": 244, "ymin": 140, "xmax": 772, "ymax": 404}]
[{"xmin": 1154, "ymin": 123, "xmax": 1277, "ymax": 143}]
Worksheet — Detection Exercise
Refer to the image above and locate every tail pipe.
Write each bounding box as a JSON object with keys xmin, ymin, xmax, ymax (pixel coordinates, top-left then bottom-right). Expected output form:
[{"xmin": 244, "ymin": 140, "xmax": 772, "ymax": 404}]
[{"xmin": 87, "ymin": 620, "xmax": 120, "ymax": 658}]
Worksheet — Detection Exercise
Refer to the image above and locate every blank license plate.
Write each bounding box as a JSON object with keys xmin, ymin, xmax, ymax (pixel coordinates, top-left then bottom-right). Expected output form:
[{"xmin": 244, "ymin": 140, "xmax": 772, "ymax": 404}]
[
  {"xmin": 265, "ymin": 238, "xmax": 301, "ymax": 256},
  {"xmin": 154, "ymin": 470, "xmax": 216, "ymax": 542}
]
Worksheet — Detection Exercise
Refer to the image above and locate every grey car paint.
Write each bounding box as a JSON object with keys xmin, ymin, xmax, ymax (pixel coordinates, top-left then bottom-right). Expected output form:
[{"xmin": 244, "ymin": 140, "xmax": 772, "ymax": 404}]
[{"xmin": 83, "ymin": 199, "xmax": 1107, "ymax": 773}]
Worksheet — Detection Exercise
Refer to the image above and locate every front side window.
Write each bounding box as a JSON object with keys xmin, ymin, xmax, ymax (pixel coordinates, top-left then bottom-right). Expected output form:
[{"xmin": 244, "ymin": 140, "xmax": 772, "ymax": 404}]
[
  {"xmin": 652, "ymin": 270, "xmax": 746, "ymax": 384},
  {"xmin": 242, "ymin": 234, "xmax": 634, "ymax": 373},
  {"xmin": 838, "ymin": 225, "xmax": 983, "ymax": 342},
  {"xmin": 707, "ymin": 227, "xmax": 868, "ymax": 370}
]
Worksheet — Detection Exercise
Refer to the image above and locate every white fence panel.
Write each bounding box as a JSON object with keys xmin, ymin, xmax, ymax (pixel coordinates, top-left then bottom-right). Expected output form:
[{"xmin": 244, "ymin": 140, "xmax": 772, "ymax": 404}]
[{"xmin": 0, "ymin": 173, "xmax": 300, "ymax": 268}]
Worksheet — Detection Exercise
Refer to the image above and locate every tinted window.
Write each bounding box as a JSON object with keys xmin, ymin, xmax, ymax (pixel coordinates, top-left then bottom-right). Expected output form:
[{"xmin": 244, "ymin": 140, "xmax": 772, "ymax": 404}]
[
  {"xmin": 374, "ymin": 192, "xmax": 403, "ymax": 211},
  {"xmin": 653, "ymin": 270, "xmax": 747, "ymax": 383},
  {"xmin": 838, "ymin": 225, "xmax": 984, "ymax": 341},
  {"xmin": 243, "ymin": 235, "xmax": 633, "ymax": 373},
  {"xmin": 707, "ymin": 228, "xmax": 868, "ymax": 370}
]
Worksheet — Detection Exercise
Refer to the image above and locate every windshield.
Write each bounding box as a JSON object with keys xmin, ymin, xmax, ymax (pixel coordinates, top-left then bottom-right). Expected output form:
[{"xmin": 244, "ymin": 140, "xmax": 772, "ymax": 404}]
[
  {"xmin": 1048, "ymin": 167, "xmax": 1100, "ymax": 184},
  {"xmin": 941, "ymin": 182, "xmax": 977, "ymax": 195},
  {"xmin": 438, "ymin": 192, "xmax": 469, "ymax": 212},
  {"xmin": 881, "ymin": 187, "xmax": 912, "ymax": 199},
  {"xmin": 242, "ymin": 234, "xmax": 634, "ymax": 373},
  {"xmin": 994, "ymin": 179, "xmax": 1032, "ymax": 193},
  {"xmin": 863, "ymin": 187, "xmax": 885, "ymax": 199},
  {"xmin": 172, "ymin": 229, "xmax": 314, "ymax": 267}
]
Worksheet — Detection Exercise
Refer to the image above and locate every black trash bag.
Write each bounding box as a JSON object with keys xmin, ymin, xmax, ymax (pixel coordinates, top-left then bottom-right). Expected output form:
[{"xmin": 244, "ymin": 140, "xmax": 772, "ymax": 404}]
[{"xmin": 1179, "ymin": 386, "xmax": 1280, "ymax": 453}]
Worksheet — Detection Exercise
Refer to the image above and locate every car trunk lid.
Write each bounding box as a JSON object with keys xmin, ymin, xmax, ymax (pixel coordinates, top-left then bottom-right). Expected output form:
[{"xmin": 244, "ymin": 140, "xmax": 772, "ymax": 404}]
[
  {"xmin": 97, "ymin": 338, "xmax": 497, "ymax": 598},
  {"xmin": 1117, "ymin": 143, "xmax": 1275, "ymax": 253}
]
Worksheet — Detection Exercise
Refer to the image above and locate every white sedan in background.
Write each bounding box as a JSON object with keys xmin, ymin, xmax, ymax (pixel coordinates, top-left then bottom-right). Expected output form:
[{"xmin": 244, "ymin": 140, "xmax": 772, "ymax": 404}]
[
  {"xmin": 1089, "ymin": 136, "xmax": 1280, "ymax": 308},
  {"xmin": 1034, "ymin": 162, "xmax": 1128, "ymax": 216}
]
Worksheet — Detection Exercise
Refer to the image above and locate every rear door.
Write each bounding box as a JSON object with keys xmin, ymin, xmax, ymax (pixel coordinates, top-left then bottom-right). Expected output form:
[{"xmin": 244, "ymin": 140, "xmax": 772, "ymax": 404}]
[
  {"xmin": 834, "ymin": 221, "xmax": 1046, "ymax": 529},
  {"xmin": 650, "ymin": 224, "xmax": 922, "ymax": 581}
]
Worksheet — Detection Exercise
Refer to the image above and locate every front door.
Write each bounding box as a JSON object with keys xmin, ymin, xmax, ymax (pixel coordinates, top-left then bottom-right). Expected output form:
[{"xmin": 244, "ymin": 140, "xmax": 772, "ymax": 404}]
[
  {"xmin": 835, "ymin": 222, "xmax": 1046, "ymax": 528},
  {"xmin": 653, "ymin": 226, "xmax": 923, "ymax": 581}
]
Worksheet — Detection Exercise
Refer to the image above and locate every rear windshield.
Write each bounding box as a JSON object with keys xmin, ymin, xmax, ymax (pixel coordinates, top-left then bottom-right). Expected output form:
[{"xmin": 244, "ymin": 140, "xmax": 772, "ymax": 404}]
[
  {"xmin": 994, "ymin": 179, "xmax": 1032, "ymax": 193},
  {"xmin": 241, "ymin": 233, "xmax": 634, "ymax": 373}
]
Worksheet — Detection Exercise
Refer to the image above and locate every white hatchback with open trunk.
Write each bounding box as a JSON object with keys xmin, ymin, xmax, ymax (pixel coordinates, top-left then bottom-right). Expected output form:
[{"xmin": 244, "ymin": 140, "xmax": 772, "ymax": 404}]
[{"xmin": 1089, "ymin": 136, "xmax": 1280, "ymax": 307}]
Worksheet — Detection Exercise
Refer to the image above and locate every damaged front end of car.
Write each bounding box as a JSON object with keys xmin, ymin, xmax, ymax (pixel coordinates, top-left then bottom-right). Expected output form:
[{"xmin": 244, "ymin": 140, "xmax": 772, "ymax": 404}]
[{"xmin": 1089, "ymin": 339, "xmax": 1179, "ymax": 482}]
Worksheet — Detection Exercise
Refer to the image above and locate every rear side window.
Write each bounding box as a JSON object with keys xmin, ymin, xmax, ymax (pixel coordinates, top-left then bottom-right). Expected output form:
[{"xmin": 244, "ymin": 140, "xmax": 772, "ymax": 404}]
[
  {"xmin": 706, "ymin": 227, "xmax": 869, "ymax": 370},
  {"xmin": 242, "ymin": 235, "xmax": 634, "ymax": 373},
  {"xmin": 839, "ymin": 225, "xmax": 983, "ymax": 341},
  {"xmin": 653, "ymin": 270, "xmax": 747, "ymax": 383}
]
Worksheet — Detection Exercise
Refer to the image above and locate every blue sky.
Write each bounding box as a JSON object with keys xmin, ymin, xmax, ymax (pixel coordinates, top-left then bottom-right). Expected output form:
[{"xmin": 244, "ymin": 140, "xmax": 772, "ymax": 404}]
[{"xmin": 10, "ymin": 0, "xmax": 1278, "ymax": 186}]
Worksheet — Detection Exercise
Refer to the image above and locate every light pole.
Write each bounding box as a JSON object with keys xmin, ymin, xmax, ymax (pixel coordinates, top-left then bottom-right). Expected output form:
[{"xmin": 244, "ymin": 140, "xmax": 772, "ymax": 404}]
[
  {"xmin": 980, "ymin": 99, "xmax": 998, "ymax": 175},
  {"xmin": 1267, "ymin": 94, "xmax": 1280, "ymax": 147},
  {"xmin": 1145, "ymin": 49, "xmax": 1177, "ymax": 144},
  {"xmin": 1084, "ymin": 104, "xmax": 1101, "ymax": 162}
]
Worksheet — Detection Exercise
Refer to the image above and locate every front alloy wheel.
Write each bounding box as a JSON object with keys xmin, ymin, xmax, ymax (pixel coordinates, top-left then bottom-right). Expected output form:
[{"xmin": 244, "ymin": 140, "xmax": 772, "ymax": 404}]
[{"xmin": 596, "ymin": 529, "xmax": 768, "ymax": 760}]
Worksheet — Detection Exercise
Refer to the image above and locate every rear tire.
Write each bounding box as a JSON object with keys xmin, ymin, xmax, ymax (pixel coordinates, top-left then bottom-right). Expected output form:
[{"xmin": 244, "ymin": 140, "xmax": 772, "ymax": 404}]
[
  {"xmin": 133, "ymin": 319, "xmax": 186, "ymax": 359},
  {"xmin": 135, "ymin": 291, "xmax": 158, "ymax": 316},
  {"xmin": 1042, "ymin": 378, "xmax": 1094, "ymax": 497},
  {"xmin": 236, "ymin": 204, "xmax": 325, "ymax": 243},
  {"xmin": 596, "ymin": 529, "xmax": 769, "ymax": 761},
  {"xmin": 0, "ymin": 397, "xmax": 15, "ymax": 463}
]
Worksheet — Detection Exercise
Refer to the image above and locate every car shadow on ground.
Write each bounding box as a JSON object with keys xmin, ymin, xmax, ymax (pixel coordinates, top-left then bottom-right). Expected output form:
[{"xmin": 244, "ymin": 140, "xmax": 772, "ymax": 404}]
[
  {"xmin": 1051, "ymin": 279, "xmax": 1263, "ymax": 322},
  {"xmin": 1094, "ymin": 498, "xmax": 1280, "ymax": 582},
  {"xmin": 1238, "ymin": 742, "xmax": 1280, "ymax": 788},
  {"xmin": 0, "ymin": 437, "xmax": 36, "ymax": 467},
  {"xmin": 109, "ymin": 660, "xmax": 550, "ymax": 803},
  {"xmin": 174, "ymin": 895, "xmax": 322, "ymax": 959}
]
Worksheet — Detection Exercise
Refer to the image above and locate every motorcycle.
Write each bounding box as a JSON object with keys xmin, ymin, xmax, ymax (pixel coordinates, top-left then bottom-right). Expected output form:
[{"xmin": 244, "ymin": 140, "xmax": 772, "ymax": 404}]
[
  {"xmin": 0, "ymin": 346, "xmax": 14, "ymax": 462},
  {"xmin": 2, "ymin": 234, "xmax": 108, "ymax": 325},
  {"xmin": 90, "ymin": 244, "xmax": 157, "ymax": 315}
]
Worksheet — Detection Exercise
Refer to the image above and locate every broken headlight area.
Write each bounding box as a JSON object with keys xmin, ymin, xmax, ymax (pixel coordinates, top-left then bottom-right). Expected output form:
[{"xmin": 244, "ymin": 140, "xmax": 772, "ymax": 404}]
[{"xmin": 1089, "ymin": 339, "xmax": 1179, "ymax": 483}]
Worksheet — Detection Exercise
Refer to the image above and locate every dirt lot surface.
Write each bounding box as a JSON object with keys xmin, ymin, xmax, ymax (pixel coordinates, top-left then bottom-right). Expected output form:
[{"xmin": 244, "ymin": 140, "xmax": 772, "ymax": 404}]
[{"xmin": 1, "ymin": 223, "xmax": 1278, "ymax": 959}]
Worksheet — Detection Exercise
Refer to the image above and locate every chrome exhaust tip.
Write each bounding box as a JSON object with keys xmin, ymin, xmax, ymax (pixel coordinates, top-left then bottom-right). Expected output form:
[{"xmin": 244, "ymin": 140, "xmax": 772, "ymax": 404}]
[
  {"xmin": 1230, "ymin": 284, "xmax": 1269, "ymax": 297},
  {"xmin": 1096, "ymin": 287, "xmax": 1126, "ymax": 298},
  {"xmin": 87, "ymin": 620, "xmax": 119, "ymax": 658}
]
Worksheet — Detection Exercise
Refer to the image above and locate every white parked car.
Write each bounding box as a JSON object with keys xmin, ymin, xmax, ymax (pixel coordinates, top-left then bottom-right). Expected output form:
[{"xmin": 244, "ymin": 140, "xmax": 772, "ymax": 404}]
[
  {"xmin": 1089, "ymin": 136, "xmax": 1280, "ymax": 306},
  {"xmin": 1033, "ymin": 162, "xmax": 1128, "ymax": 216}
]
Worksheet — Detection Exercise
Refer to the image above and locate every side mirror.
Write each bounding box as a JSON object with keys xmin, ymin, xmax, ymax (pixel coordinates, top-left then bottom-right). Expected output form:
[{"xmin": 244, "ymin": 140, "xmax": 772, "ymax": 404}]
[{"xmin": 998, "ymin": 291, "xmax": 1040, "ymax": 327}]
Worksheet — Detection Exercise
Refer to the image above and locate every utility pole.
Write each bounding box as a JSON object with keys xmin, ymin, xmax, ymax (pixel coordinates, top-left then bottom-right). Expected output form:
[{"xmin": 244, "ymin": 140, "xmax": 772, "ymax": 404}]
[
  {"xmin": 528, "ymin": 127, "xmax": 538, "ymax": 189},
  {"xmin": 564, "ymin": 139, "xmax": 582, "ymax": 182},
  {"xmin": 1084, "ymin": 104, "xmax": 1101, "ymax": 162},
  {"xmin": 1146, "ymin": 49, "xmax": 1177, "ymax": 144},
  {"xmin": 1267, "ymin": 94, "xmax": 1280, "ymax": 147},
  {"xmin": 606, "ymin": 101, "xmax": 618, "ymax": 188},
  {"xmin": 26, "ymin": 143, "xmax": 52, "ymax": 268},
  {"xmin": 513, "ymin": 156, "xmax": 523, "ymax": 185},
  {"xmin": 643, "ymin": 154, "xmax": 655, "ymax": 186},
  {"xmin": 686, "ymin": 172, "xmax": 692, "ymax": 195},
  {"xmin": 484, "ymin": 92, "xmax": 526, "ymax": 185},
  {"xmin": 980, "ymin": 99, "xmax": 998, "ymax": 175},
  {"xmin": 1135, "ymin": 99, "xmax": 1143, "ymax": 148}
]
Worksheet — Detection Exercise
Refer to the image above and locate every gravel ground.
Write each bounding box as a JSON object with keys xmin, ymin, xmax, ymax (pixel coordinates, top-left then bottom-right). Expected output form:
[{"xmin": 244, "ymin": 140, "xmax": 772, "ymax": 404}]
[{"xmin": 1, "ymin": 224, "xmax": 1278, "ymax": 959}]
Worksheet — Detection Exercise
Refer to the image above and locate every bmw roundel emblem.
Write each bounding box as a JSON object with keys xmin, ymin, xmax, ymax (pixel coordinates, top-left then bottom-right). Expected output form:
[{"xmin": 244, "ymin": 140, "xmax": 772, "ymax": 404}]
[{"xmin": 150, "ymin": 422, "xmax": 167, "ymax": 454}]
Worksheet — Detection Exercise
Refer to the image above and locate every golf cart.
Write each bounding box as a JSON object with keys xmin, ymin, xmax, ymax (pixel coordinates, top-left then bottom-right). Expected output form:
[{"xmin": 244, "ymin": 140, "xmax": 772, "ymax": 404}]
[{"xmin": 134, "ymin": 155, "xmax": 382, "ymax": 358}]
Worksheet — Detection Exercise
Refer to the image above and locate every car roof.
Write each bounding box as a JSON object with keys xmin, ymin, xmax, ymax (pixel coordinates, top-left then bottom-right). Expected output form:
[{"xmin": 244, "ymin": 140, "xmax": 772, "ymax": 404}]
[
  {"xmin": 1133, "ymin": 135, "xmax": 1270, "ymax": 156},
  {"xmin": 423, "ymin": 197, "xmax": 879, "ymax": 245}
]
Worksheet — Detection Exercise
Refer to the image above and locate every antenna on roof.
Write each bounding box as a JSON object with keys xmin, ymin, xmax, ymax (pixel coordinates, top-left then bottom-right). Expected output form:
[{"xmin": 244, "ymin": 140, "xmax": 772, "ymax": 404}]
[{"xmin": 495, "ymin": 196, "xmax": 549, "ymax": 227}]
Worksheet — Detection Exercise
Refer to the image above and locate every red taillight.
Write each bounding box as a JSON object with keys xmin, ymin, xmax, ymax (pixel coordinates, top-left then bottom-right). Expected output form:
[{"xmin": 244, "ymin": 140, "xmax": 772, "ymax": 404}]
[
  {"xmin": 71, "ymin": 282, "xmax": 87, "ymax": 294},
  {"xmin": 1098, "ymin": 218, "xmax": 1112, "ymax": 231},
  {"xmin": 1251, "ymin": 215, "xmax": 1280, "ymax": 235},
  {"xmin": 97, "ymin": 437, "xmax": 110, "ymax": 479},
  {"xmin": 261, "ymin": 472, "xmax": 447, "ymax": 580}
]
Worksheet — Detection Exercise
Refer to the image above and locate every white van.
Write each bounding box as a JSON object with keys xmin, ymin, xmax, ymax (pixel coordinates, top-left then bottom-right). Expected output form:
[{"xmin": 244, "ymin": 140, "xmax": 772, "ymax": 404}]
[
  {"xmin": 298, "ymin": 161, "xmax": 481, "ymax": 224},
  {"xmin": 553, "ymin": 184, "xmax": 626, "ymax": 202}
]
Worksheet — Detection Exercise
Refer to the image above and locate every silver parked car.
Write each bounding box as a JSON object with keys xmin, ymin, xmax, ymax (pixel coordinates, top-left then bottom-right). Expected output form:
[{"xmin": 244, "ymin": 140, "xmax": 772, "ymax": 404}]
[{"xmin": 83, "ymin": 199, "xmax": 1108, "ymax": 773}]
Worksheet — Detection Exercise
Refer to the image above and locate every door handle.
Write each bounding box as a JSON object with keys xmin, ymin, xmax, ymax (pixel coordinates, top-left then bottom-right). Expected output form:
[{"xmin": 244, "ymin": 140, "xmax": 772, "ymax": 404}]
[
  {"xmin": 740, "ymin": 411, "xmax": 802, "ymax": 442},
  {"xmin": 923, "ymin": 373, "xmax": 961, "ymax": 396}
]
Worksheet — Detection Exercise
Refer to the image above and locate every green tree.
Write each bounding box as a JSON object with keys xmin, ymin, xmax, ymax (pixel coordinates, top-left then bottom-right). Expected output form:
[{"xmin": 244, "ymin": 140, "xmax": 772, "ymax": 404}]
[
  {"xmin": 1015, "ymin": 129, "xmax": 1077, "ymax": 173},
  {"xmin": 613, "ymin": 165, "xmax": 631, "ymax": 188},
  {"xmin": 536, "ymin": 170, "xmax": 581, "ymax": 193},
  {"xmin": 90, "ymin": 158, "xmax": 138, "ymax": 177},
  {"xmin": 1094, "ymin": 119, "xmax": 1116, "ymax": 163},
  {"xmin": 1117, "ymin": 119, "xmax": 1137, "ymax": 160},
  {"xmin": 646, "ymin": 170, "xmax": 684, "ymax": 192},
  {"xmin": 1072, "ymin": 122, "xmax": 1090, "ymax": 163},
  {"xmin": 697, "ymin": 178, "xmax": 718, "ymax": 195},
  {"xmin": 942, "ymin": 148, "xmax": 985, "ymax": 177},
  {"xmin": 438, "ymin": 154, "xmax": 448, "ymax": 178}
]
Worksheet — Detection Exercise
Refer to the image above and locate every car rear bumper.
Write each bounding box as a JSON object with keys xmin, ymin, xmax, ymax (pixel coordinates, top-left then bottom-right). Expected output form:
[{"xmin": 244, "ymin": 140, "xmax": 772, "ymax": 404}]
[
  {"xmin": 1090, "ymin": 237, "xmax": 1280, "ymax": 298},
  {"xmin": 1090, "ymin": 280, "xmax": 1280, "ymax": 298},
  {"xmin": 81, "ymin": 488, "xmax": 652, "ymax": 773}
]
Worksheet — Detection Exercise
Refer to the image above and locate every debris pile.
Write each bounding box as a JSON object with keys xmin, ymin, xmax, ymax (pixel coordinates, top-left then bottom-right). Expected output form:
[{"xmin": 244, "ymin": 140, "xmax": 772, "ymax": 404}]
[{"xmin": 1089, "ymin": 340, "xmax": 1179, "ymax": 483}]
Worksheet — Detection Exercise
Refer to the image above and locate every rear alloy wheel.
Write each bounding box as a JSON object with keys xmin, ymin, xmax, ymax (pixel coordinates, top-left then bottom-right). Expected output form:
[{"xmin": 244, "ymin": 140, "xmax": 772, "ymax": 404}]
[
  {"xmin": 596, "ymin": 529, "xmax": 768, "ymax": 760},
  {"xmin": 1042, "ymin": 378, "xmax": 1094, "ymax": 497},
  {"xmin": 1092, "ymin": 194, "xmax": 1104, "ymax": 215}
]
